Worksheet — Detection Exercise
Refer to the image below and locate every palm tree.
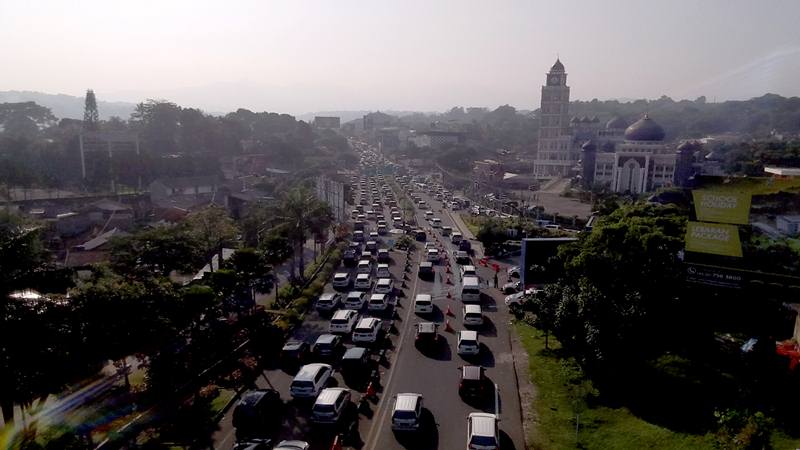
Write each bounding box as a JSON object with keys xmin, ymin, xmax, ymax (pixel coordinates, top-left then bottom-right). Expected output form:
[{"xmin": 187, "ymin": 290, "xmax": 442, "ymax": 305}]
[{"xmin": 273, "ymin": 187, "xmax": 334, "ymax": 282}]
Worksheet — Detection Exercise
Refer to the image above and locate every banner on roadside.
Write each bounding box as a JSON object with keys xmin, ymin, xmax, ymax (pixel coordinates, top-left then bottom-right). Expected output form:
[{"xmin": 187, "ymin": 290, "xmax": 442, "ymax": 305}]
[{"xmin": 685, "ymin": 221, "xmax": 743, "ymax": 257}]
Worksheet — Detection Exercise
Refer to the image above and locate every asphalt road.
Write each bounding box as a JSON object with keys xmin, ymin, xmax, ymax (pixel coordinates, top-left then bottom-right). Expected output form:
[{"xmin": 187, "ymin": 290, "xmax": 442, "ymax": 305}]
[
  {"xmin": 363, "ymin": 182, "xmax": 524, "ymax": 450},
  {"xmin": 213, "ymin": 164, "xmax": 525, "ymax": 449}
]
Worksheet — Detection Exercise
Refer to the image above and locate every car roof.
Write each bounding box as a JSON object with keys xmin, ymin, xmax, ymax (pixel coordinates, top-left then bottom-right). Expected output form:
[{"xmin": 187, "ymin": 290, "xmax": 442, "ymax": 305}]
[
  {"xmin": 459, "ymin": 330, "xmax": 479, "ymax": 340},
  {"xmin": 274, "ymin": 440, "xmax": 309, "ymax": 450},
  {"xmin": 319, "ymin": 292, "xmax": 337, "ymax": 300},
  {"xmin": 394, "ymin": 393, "xmax": 422, "ymax": 411},
  {"xmin": 334, "ymin": 272, "xmax": 348, "ymax": 278},
  {"xmin": 347, "ymin": 291, "xmax": 364, "ymax": 299},
  {"xmin": 462, "ymin": 365, "xmax": 483, "ymax": 380},
  {"xmin": 315, "ymin": 334, "xmax": 338, "ymax": 344},
  {"xmin": 378, "ymin": 263, "xmax": 389, "ymax": 268},
  {"xmin": 417, "ymin": 322, "xmax": 437, "ymax": 333},
  {"xmin": 356, "ymin": 273, "xmax": 370, "ymax": 279},
  {"xmin": 296, "ymin": 363, "xmax": 331, "ymax": 379},
  {"xmin": 415, "ymin": 293, "xmax": 432, "ymax": 301},
  {"xmin": 469, "ymin": 413, "xmax": 498, "ymax": 436},
  {"xmin": 462, "ymin": 265, "xmax": 476, "ymax": 271},
  {"xmin": 356, "ymin": 317, "xmax": 380, "ymax": 328},
  {"xmin": 377, "ymin": 278, "xmax": 391, "ymax": 284},
  {"xmin": 342, "ymin": 346, "xmax": 368, "ymax": 359},
  {"xmin": 358, "ymin": 259, "xmax": 370, "ymax": 265},
  {"xmin": 464, "ymin": 304, "xmax": 482, "ymax": 313},
  {"xmin": 239, "ymin": 389, "xmax": 276, "ymax": 407},
  {"xmin": 315, "ymin": 387, "xmax": 348, "ymax": 405},
  {"xmin": 333, "ymin": 309, "xmax": 356, "ymax": 318},
  {"xmin": 370, "ymin": 293, "xmax": 386, "ymax": 300},
  {"xmin": 420, "ymin": 262, "xmax": 433, "ymax": 267},
  {"xmin": 378, "ymin": 248, "xmax": 388, "ymax": 253},
  {"xmin": 282, "ymin": 340, "xmax": 305, "ymax": 350}
]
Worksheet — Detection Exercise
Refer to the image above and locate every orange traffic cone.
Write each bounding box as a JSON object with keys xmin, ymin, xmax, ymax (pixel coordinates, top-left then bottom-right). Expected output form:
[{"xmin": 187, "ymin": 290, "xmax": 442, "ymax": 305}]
[
  {"xmin": 331, "ymin": 435, "xmax": 343, "ymax": 450},
  {"xmin": 446, "ymin": 291, "xmax": 452, "ymax": 299},
  {"xmin": 446, "ymin": 304, "xmax": 454, "ymax": 316},
  {"xmin": 446, "ymin": 265, "xmax": 451, "ymax": 274},
  {"xmin": 445, "ymin": 319, "xmax": 453, "ymax": 332},
  {"xmin": 446, "ymin": 275, "xmax": 452, "ymax": 285},
  {"xmin": 366, "ymin": 381, "xmax": 376, "ymax": 398}
]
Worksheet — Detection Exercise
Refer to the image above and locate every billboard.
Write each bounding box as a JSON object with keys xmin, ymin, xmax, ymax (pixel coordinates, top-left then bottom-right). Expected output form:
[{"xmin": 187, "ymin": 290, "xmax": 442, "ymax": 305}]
[
  {"xmin": 685, "ymin": 221, "xmax": 743, "ymax": 257},
  {"xmin": 692, "ymin": 190, "xmax": 751, "ymax": 225}
]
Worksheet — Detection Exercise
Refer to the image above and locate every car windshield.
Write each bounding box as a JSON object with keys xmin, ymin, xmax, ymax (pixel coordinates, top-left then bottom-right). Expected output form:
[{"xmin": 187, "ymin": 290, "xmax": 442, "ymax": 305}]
[
  {"xmin": 393, "ymin": 410, "xmax": 416, "ymax": 421},
  {"xmin": 470, "ymin": 436, "xmax": 497, "ymax": 446}
]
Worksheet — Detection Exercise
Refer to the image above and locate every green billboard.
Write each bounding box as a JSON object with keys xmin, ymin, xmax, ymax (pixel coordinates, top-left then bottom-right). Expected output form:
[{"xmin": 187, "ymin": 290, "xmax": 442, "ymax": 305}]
[
  {"xmin": 685, "ymin": 221, "xmax": 743, "ymax": 258},
  {"xmin": 692, "ymin": 190, "xmax": 751, "ymax": 225}
]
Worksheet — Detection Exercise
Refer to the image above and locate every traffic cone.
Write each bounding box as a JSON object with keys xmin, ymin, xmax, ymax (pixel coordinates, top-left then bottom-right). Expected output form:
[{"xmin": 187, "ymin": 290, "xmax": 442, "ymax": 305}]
[
  {"xmin": 366, "ymin": 382, "xmax": 376, "ymax": 398},
  {"xmin": 446, "ymin": 304, "xmax": 454, "ymax": 316},
  {"xmin": 445, "ymin": 319, "xmax": 453, "ymax": 332},
  {"xmin": 446, "ymin": 265, "xmax": 451, "ymax": 274},
  {"xmin": 446, "ymin": 275, "xmax": 452, "ymax": 285},
  {"xmin": 331, "ymin": 435, "xmax": 343, "ymax": 450},
  {"xmin": 446, "ymin": 291, "xmax": 452, "ymax": 299}
]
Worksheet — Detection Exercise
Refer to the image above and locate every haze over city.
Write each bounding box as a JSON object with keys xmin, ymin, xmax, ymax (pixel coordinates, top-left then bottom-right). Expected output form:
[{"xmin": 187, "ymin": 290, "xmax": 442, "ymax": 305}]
[{"xmin": 2, "ymin": 0, "xmax": 800, "ymax": 114}]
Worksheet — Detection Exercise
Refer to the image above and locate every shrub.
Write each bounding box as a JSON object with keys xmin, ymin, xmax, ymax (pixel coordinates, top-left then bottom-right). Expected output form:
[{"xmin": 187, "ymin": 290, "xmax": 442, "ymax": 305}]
[{"xmin": 714, "ymin": 409, "xmax": 774, "ymax": 450}]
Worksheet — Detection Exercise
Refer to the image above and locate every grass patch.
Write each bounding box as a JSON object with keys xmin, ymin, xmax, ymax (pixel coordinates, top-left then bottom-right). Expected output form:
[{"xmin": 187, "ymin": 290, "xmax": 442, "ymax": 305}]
[
  {"xmin": 460, "ymin": 214, "xmax": 484, "ymax": 237},
  {"xmin": 210, "ymin": 388, "xmax": 237, "ymax": 416},
  {"xmin": 514, "ymin": 321, "xmax": 715, "ymax": 450}
]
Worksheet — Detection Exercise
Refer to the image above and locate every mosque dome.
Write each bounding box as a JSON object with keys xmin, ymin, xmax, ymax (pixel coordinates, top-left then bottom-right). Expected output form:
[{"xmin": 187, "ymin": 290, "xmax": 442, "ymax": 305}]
[{"xmin": 624, "ymin": 114, "xmax": 665, "ymax": 141}]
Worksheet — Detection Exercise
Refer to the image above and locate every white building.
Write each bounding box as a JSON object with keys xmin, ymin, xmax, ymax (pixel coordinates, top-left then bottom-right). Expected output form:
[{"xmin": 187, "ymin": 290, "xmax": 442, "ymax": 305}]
[{"xmin": 776, "ymin": 215, "xmax": 800, "ymax": 236}]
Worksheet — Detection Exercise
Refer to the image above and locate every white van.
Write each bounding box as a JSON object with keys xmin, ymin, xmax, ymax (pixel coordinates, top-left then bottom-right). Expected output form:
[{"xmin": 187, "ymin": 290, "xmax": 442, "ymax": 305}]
[
  {"xmin": 461, "ymin": 276, "xmax": 481, "ymax": 303},
  {"xmin": 431, "ymin": 218, "xmax": 441, "ymax": 228},
  {"xmin": 414, "ymin": 294, "xmax": 433, "ymax": 314},
  {"xmin": 352, "ymin": 317, "xmax": 382, "ymax": 343},
  {"xmin": 329, "ymin": 309, "xmax": 359, "ymax": 334},
  {"xmin": 290, "ymin": 363, "xmax": 333, "ymax": 398},
  {"xmin": 463, "ymin": 304, "xmax": 484, "ymax": 326},
  {"xmin": 312, "ymin": 388, "xmax": 351, "ymax": 424}
]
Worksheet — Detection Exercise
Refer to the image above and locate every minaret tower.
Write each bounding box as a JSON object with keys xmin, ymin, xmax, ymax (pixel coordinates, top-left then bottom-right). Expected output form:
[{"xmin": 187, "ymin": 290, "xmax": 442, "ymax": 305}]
[{"xmin": 534, "ymin": 59, "xmax": 573, "ymax": 177}]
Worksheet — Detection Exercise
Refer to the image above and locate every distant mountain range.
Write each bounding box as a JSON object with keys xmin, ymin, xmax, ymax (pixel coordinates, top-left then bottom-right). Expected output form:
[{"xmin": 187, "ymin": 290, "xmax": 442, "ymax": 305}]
[{"xmin": 0, "ymin": 91, "xmax": 138, "ymax": 120}]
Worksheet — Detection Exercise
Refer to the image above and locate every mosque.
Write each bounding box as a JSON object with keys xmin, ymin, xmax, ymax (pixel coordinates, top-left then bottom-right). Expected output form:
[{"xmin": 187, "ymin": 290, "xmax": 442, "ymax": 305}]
[{"xmin": 533, "ymin": 59, "xmax": 694, "ymax": 193}]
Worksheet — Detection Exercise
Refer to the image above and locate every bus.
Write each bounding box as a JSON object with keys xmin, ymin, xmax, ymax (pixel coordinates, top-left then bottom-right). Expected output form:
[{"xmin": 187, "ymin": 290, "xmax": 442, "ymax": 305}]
[{"xmin": 461, "ymin": 276, "xmax": 481, "ymax": 303}]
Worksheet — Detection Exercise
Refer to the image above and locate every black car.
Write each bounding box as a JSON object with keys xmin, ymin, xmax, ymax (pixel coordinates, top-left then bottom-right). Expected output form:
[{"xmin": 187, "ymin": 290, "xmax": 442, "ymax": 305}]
[
  {"xmin": 458, "ymin": 365, "xmax": 490, "ymax": 399},
  {"xmin": 281, "ymin": 340, "xmax": 310, "ymax": 366},
  {"xmin": 417, "ymin": 262, "xmax": 434, "ymax": 279},
  {"xmin": 232, "ymin": 389, "xmax": 283, "ymax": 438},
  {"xmin": 343, "ymin": 249, "xmax": 357, "ymax": 266},
  {"xmin": 313, "ymin": 334, "xmax": 344, "ymax": 358},
  {"xmin": 414, "ymin": 322, "xmax": 440, "ymax": 348},
  {"xmin": 341, "ymin": 347, "xmax": 372, "ymax": 378}
]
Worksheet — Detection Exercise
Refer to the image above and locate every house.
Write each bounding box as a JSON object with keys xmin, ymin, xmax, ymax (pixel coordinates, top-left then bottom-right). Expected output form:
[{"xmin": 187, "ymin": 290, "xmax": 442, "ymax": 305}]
[
  {"xmin": 65, "ymin": 227, "xmax": 128, "ymax": 268},
  {"xmin": 149, "ymin": 176, "xmax": 221, "ymax": 216},
  {"xmin": 776, "ymin": 215, "xmax": 800, "ymax": 236}
]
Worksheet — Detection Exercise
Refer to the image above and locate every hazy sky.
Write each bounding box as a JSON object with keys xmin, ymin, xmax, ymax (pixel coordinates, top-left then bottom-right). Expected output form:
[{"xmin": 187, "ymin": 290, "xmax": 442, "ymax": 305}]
[{"xmin": 2, "ymin": 0, "xmax": 800, "ymax": 114}]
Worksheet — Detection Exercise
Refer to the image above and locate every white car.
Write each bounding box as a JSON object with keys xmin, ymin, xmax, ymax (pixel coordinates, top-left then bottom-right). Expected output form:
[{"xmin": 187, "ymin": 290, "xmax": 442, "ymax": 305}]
[
  {"xmin": 354, "ymin": 273, "xmax": 372, "ymax": 290},
  {"xmin": 274, "ymin": 441, "xmax": 310, "ymax": 450},
  {"xmin": 463, "ymin": 304, "xmax": 484, "ymax": 326},
  {"xmin": 345, "ymin": 291, "xmax": 368, "ymax": 309},
  {"xmin": 505, "ymin": 288, "xmax": 539, "ymax": 306},
  {"xmin": 466, "ymin": 413, "xmax": 500, "ymax": 450},
  {"xmin": 332, "ymin": 272, "xmax": 351, "ymax": 289},
  {"xmin": 414, "ymin": 294, "xmax": 433, "ymax": 314},
  {"xmin": 376, "ymin": 263, "xmax": 391, "ymax": 278},
  {"xmin": 352, "ymin": 317, "xmax": 382, "ymax": 343},
  {"xmin": 368, "ymin": 293, "xmax": 389, "ymax": 311},
  {"xmin": 426, "ymin": 248, "xmax": 440, "ymax": 262},
  {"xmin": 316, "ymin": 292, "xmax": 341, "ymax": 312},
  {"xmin": 357, "ymin": 259, "xmax": 373, "ymax": 274},
  {"xmin": 290, "ymin": 363, "xmax": 333, "ymax": 399},
  {"xmin": 374, "ymin": 278, "xmax": 394, "ymax": 294},
  {"xmin": 457, "ymin": 330, "xmax": 480, "ymax": 355},
  {"xmin": 329, "ymin": 309, "xmax": 359, "ymax": 334}
]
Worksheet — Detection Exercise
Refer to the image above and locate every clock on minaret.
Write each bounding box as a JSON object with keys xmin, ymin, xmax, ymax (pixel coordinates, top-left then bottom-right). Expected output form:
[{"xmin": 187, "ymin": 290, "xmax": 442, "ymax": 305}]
[{"xmin": 549, "ymin": 75, "xmax": 560, "ymax": 85}]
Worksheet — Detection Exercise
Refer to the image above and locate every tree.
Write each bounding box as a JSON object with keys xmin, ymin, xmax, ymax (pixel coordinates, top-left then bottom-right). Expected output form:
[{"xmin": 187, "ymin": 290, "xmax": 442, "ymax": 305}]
[
  {"xmin": 528, "ymin": 285, "xmax": 560, "ymax": 349},
  {"xmin": 272, "ymin": 188, "xmax": 333, "ymax": 280},
  {"xmin": 83, "ymin": 89, "xmax": 99, "ymax": 131},
  {"xmin": 110, "ymin": 224, "xmax": 204, "ymax": 277},
  {"xmin": 185, "ymin": 206, "xmax": 239, "ymax": 272},
  {"xmin": 228, "ymin": 248, "xmax": 274, "ymax": 310}
]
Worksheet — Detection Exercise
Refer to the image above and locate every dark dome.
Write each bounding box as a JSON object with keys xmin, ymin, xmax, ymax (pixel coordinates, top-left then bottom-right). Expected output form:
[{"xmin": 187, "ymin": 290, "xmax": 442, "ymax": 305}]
[
  {"xmin": 606, "ymin": 116, "xmax": 629, "ymax": 129},
  {"xmin": 581, "ymin": 141, "xmax": 596, "ymax": 152},
  {"xmin": 550, "ymin": 58, "xmax": 565, "ymax": 72},
  {"xmin": 624, "ymin": 114, "xmax": 665, "ymax": 141}
]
